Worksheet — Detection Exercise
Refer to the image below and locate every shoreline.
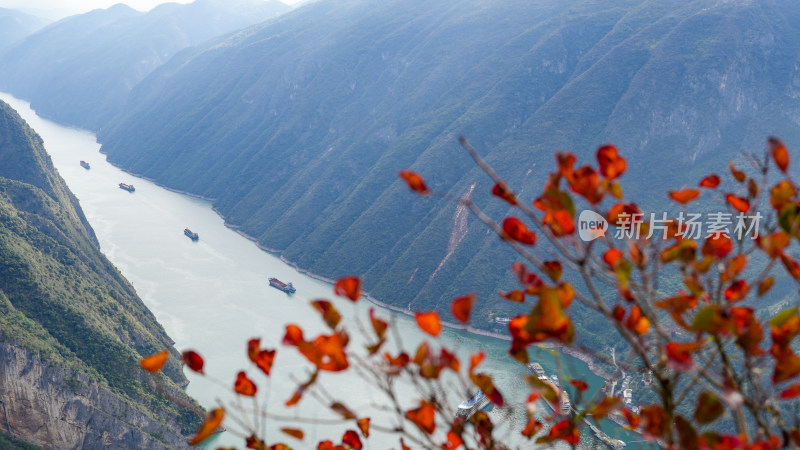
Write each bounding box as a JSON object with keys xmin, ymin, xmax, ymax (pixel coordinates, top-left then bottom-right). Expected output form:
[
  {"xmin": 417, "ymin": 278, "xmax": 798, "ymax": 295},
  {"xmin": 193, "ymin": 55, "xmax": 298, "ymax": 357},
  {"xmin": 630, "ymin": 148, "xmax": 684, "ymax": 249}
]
[{"xmin": 101, "ymin": 149, "xmax": 617, "ymax": 384}]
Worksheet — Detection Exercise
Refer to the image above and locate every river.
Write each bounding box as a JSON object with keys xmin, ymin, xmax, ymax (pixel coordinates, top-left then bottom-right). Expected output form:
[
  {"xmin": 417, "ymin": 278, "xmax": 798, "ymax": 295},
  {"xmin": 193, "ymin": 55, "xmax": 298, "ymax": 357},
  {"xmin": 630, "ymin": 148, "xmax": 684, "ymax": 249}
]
[{"xmin": 0, "ymin": 92, "xmax": 653, "ymax": 449}]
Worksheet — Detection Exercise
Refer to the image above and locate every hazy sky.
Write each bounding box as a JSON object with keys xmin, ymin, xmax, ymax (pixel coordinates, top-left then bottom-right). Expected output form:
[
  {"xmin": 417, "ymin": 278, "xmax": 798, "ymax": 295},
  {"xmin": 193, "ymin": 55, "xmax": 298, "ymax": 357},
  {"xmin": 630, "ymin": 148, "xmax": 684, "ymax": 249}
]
[{"xmin": 0, "ymin": 0, "xmax": 302, "ymax": 20}]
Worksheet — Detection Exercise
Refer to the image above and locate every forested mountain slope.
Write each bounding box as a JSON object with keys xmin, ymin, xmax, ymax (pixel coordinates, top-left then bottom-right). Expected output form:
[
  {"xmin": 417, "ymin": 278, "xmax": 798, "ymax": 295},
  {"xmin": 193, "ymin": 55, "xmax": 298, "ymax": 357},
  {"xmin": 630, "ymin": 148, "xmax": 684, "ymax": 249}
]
[
  {"xmin": 0, "ymin": 0, "xmax": 290, "ymax": 131},
  {"xmin": 0, "ymin": 100, "xmax": 199, "ymax": 448},
  {"xmin": 92, "ymin": 0, "xmax": 800, "ymax": 343}
]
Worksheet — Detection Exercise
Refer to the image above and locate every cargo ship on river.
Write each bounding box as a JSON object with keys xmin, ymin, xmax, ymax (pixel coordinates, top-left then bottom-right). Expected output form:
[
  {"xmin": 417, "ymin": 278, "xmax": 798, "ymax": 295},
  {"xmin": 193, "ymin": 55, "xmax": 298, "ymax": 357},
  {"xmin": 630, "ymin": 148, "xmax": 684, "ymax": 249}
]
[
  {"xmin": 184, "ymin": 228, "xmax": 199, "ymax": 241},
  {"xmin": 269, "ymin": 277, "xmax": 296, "ymax": 294},
  {"xmin": 80, "ymin": 160, "xmax": 90, "ymax": 170},
  {"xmin": 119, "ymin": 183, "xmax": 135, "ymax": 192}
]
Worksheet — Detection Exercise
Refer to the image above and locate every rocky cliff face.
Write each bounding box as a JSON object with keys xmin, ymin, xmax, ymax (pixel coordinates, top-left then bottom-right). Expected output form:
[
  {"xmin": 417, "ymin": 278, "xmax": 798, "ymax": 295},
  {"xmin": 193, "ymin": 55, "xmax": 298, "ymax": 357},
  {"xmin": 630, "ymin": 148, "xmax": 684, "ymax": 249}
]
[{"xmin": 0, "ymin": 343, "xmax": 189, "ymax": 450}]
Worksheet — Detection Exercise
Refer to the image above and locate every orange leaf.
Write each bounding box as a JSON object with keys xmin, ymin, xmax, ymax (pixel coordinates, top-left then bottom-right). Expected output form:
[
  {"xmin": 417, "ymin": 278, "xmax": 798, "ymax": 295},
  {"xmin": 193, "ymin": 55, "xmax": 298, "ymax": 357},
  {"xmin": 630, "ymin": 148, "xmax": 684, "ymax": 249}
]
[
  {"xmin": 415, "ymin": 311, "xmax": 442, "ymax": 337},
  {"xmin": 758, "ymin": 277, "xmax": 775, "ymax": 297},
  {"xmin": 368, "ymin": 308, "xmax": 388, "ymax": 340},
  {"xmin": 500, "ymin": 290, "xmax": 525, "ymax": 302},
  {"xmin": 538, "ymin": 419, "xmax": 579, "ymax": 445},
  {"xmin": 669, "ymin": 188, "xmax": 700, "ymax": 204},
  {"xmin": 568, "ymin": 166, "xmax": 604, "ymax": 204},
  {"xmin": 405, "ymin": 401, "xmax": 436, "ymax": 434},
  {"xmin": 189, "ymin": 407, "xmax": 225, "ymax": 445},
  {"xmin": 398, "ymin": 170, "xmax": 429, "ymax": 195},
  {"xmin": 626, "ymin": 305, "xmax": 650, "ymax": 335},
  {"xmin": 140, "ymin": 350, "xmax": 169, "ymax": 373},
  {"xmin": 444, "ymin": 430, "xmax": 464, "ymax": 450},
  {"xmin": 248, "ymin": 338, "xmax": 260, "ymax": 362},
  {"xmin": 597, "ymin": 144, "xmax": 626, "ymax": 179},
  {"xmin": 255, "ymin": 349, "xmax": 276, "ymax": 375},
  {"xmin": 451, "ymin": 294, "xmax": 475, "ymax": 324},
  {"xmin": 312, "ymin": 300, "xmax": 341, "ymax": 329},
  {"xmin": 770, "ymin": 137, "xmax": 790, "ymax": 173},
  {"xmin": 502, "ymin": 217, "xmax": 537, "ymax": 245},
  {"xmin": 726, "ymin": 194, "xmax": 750, "ymax": 213},
  {"xmin": 591, "ymin": 396, "xmax": 622, "ymax": 419},
  {"xmin": 334, "ymin": 276, "xmax": 361, "ymax": 301},
  {"xmin": 281, "ymin": 428, "xmax": 304, "ymax": 440},
  {"xmin": 603, "ymin": 248, "xmax": 623, "ymax": 268},
  {"xmin": 729, "ymin": 162, "xmax": 746, "ymax": 183},
  {"xmin": 491, "ymin": 183, "xmax": 517, "ymax": 205},
  {"xmin": 780, "ymin": 383, "xmax": 800, "ymax": 399},
  {"xmin": 357, "ymin": 418, "xmax": 370, "ymax": 438},
  {"xmin": 702, "ymin": 234, "xmax": 733, "ymax": 259},
  {"xmin": 234, "ymin": 371, "xmax": 257, "ymax": 396},
  {"xmin": 770, "ymin": 180, "xmax": 796, "ymax": 210},
  {"xmin": 521, "ymin": 417, "xmax": 543, "ymax": 438},
  {"xmin": 699, "ymin": 174, "xmax": 721, "ymax": 188},
  {"xmin": 181, "ymin": 350, "xmax": 204, "ymax": 374},
  {"xmin": 341, "ymin": 430, "xmax": 362, "ymax": 450},
  {"xmin": 622, "ymin": 408, "xmax": 640, "ymax": 429}
]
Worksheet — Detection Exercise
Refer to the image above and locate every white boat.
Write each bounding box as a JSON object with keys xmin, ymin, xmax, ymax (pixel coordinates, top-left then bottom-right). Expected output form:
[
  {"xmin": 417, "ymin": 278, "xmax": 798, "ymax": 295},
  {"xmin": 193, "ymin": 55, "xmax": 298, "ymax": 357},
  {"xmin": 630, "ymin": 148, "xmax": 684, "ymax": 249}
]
[{"xmin": 456, "ymin": 391, "xmax": 489, "ymax": 419}]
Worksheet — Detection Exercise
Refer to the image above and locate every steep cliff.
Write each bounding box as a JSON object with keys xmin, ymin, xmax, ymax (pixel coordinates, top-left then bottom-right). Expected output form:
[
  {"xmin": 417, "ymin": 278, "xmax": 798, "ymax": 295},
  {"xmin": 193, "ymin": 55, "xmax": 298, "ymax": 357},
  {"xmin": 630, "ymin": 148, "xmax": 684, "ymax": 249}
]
[{"xmin": 0, "ymin": 100, "xmax": 199, "ymax": 448}]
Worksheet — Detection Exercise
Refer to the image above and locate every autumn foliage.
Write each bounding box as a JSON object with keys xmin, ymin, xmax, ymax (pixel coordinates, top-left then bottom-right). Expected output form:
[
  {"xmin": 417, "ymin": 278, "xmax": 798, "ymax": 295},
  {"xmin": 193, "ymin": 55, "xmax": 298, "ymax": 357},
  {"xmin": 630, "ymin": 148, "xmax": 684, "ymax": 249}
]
[{"xmin": 140, "ymin": 136, "xmax": 800, "ymax": 449}]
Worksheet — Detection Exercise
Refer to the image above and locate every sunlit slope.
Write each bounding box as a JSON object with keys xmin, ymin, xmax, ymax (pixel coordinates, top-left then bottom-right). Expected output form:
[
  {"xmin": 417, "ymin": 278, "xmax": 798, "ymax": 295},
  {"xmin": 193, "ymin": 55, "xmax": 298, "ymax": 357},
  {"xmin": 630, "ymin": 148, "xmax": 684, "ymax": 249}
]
[
  {"xmin": 0, "ymin": 0, "xmax": 290, "ymax": 131},
  {"xmin": 99, "ymin": 0, "xmax": 800, "ymax": 337}
]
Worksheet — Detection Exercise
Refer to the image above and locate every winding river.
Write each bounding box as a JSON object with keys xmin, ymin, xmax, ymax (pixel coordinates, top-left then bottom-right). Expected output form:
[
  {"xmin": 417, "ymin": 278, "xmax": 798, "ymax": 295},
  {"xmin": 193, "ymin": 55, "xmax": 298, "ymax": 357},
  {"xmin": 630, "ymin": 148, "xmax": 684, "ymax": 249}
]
[{"xmin": 1, "ymin": 92, "xmax": 652, "ymax": 449}]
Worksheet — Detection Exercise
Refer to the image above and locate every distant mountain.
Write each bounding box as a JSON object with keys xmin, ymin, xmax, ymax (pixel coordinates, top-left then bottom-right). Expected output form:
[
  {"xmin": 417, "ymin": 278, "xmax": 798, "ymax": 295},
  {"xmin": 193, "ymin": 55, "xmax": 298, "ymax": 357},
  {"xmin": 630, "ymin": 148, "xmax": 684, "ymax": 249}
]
[
  {"xmin": 0, "ymin": 7, "xmax": 48, "ymax": 53},
  {"xmin": 0, "ymin": 0, "xmax": 291, "ymax": 130},
  {"xmin": 46, "ymin": 0, "xmax": 800, "ymax": 344},
  {"xmin": 0, "ymin": 100, "xmax": 199, "ymax": 448}
]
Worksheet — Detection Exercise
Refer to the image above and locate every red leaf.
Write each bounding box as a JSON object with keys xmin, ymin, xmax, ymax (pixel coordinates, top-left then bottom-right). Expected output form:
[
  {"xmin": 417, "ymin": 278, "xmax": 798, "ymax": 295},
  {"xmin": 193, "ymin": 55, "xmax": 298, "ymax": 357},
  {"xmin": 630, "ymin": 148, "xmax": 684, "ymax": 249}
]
[
  {"xmin": 569, "ymin": 379, "xmax": 588, "ymax": 392},
  {"xmin": 405, "ymin": 401, "xmax": 436, "ymax": 434},
  {"xmin": 190, "ymin": 407, "xmax": 225, "ymax": 445},
  {"xmin": 357, "ymin": 418, "xmax": 370, "ymax": 438},
  {"xmin": 415, "ymin": 311, "xmax": 442, "ymax": 337},
  {"xmin": 281, "ymin": 428, "xmax": 304, "ymax": 440},
  {"xmin": 248, "ymin": 338, "xmax": 260, "ymax": 362},
  {"xmin": 246, "ymin": 433, "xmax": 266, "ymax": 449},
  {"xmin": 443, "ymin": 430, "xmax": 464, "ymax": 450},
  {"xmin": 695, "ymin": 391, "xmax": 725, "ymax": 424},
  {"xmin": 334, "ymin": 276, "xmax": 361, "ymax": 301},
  {"xmin": 542, "ymin": 260, "xmax": 562, "ymax": 282},
  {"xmin": 597, "ymin": 144, "xmax": 626, "ymax": 179},
  {"xmin": 780, "ymin": 383, "xmax": 800, "ymax": 399},
  {"xmin": 140, "ymin": 350, "xmax": 169, "ymax": 373},
  {"xmin": 491, "ymin": 183, "xmax": 517, "ymax": 205},
  {"xmin": 770, "ymin": 137, "xmax": 790, "ymax": 173},
  {"xmin": 255, "ymin": 349, "xmax": 276, "ymax": 376},
  {"xmin": 451, "ymin": 294, "xmax": 475, "ymax": 324},
  {"xmin": 502, "ymin": 217, "xmax": 537, "ymax": 245},
  {"xmin": 699, "ymin": 174, "xmax": 721, "ymax": 188},
  {"xmin": 726, "ymin": 194, "xmax": 750, "ymax": 213},
  {"xmin": 181, "ymin": 350, "xmax": 204, "ymax": 374},
  {"xmin": 669, "ymin": 188, "xmax": 700, "ymax": 204},
  {"xmin": 540, "ymin": 419, "xmax": 579, "ymax": 445},
  {"xmin": 724, "ymin": 280, "xmax": 749, "ymax": 302},
  {"xmin": 641, "ymin": 405, "xmax": 668, "ymax": 439},
  {"xmin": 398, "ymin": 170, "xmax": 429, "ymax": 195},
  {"xmin": 341, "ymin": 430, "xmax": 362, "ymax": 450},
  {"xmin": 234, "ymin": 371, "xmax": 257, "ymax": 396},
  {"xmin": 665, "ymin": 341, "xmax": 702, "ymax": 372},
  {"xmin": 622, "ymin": 408, "xmax": 640, "ymax": 429}
]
